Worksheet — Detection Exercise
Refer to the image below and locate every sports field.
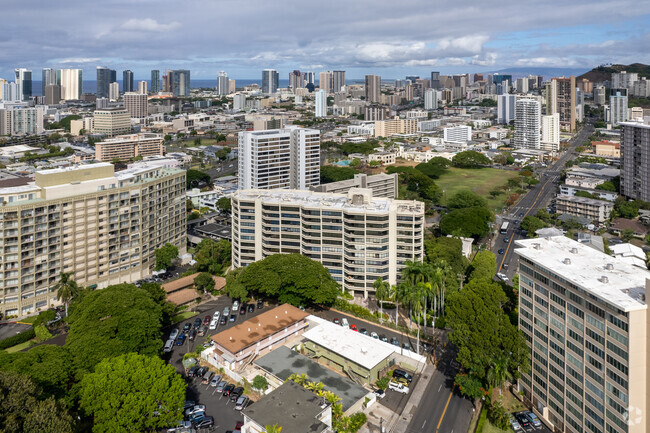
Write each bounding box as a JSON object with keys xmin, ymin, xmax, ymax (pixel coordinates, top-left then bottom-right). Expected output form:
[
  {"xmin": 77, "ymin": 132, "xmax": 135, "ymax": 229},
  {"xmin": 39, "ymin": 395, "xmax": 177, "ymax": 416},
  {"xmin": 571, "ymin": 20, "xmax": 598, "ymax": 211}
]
[{"xmin": 436, "ymin": 167, "xmax": 519, "ymax": 212}]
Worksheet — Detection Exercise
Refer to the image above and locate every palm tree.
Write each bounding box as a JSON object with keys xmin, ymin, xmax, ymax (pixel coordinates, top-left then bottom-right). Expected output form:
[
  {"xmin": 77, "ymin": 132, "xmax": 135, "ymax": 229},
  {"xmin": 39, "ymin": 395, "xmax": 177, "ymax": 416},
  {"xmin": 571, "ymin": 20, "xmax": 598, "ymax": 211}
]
[
  {"xmin": 486, "ymin": 356, "xmax": 513, "ymax": 395},
  {"xmin": 287, "ymin": 373, "xmax": 308, "ymax": 386},
  {"xmin": 305, "ymin": 381, "xmax": 324, "ymax": 392},
  {"xmin": 265, "ymin": 424, "xmax": 283, "ymax": 433},
  {"xmin": 52, "ymin": 272, "xmax": 79, "ymax": 316},
  {"xmin": 374, "ymin": 278, "xmax": 391, "ymax": 324},
  {"xmin": 394, "ymin": 282, "xmax": 411, "ymax": 328}
]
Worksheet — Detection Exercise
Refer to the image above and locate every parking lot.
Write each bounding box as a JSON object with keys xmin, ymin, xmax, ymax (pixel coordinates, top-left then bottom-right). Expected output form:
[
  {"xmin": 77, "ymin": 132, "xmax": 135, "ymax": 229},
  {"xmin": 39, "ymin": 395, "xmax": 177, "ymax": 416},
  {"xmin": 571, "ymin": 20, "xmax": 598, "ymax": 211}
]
[
  {"xmin": 162, "ymin": 297, "xmax": 272, "ymax": 433},
  {"xmin": 512, "ymin": 411, "xmax": 553, "ymax": 433}
]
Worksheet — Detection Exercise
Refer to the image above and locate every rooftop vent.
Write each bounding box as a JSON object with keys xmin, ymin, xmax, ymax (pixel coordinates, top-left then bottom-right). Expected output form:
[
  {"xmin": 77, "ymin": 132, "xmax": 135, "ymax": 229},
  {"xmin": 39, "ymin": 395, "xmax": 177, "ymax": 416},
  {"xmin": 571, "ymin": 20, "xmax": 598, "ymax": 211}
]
[
  {"xmin": 570, "ymin": 247, "xmax": 579, "ymax": 254},
  {"xmin": 624, "ymin": 289, "xmax": 630, "ymax": 294},
  {"xmin": 533, "ymin": 243, "xmax": 541, "ymax": 250},
  {"xmin": 563, "ymin": 258, "xmax": 571, "ymax": 265},
  {"xmin": 599, "ymin": 276, "xmax": 609, "ymax": 284},
  {"xmin": 639, "ymin": 294, "xmax": 646, "ymax": 302},
  {"xmin": 606, "ymin": 263, "xmax": 614, "ymax": 270}
]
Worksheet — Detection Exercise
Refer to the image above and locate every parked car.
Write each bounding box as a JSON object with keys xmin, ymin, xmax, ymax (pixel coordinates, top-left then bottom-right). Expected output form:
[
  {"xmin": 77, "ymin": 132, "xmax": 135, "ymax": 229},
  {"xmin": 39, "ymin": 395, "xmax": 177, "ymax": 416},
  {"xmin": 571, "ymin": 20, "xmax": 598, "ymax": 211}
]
[
  {"xmin": 197, "ymin": 326, "xmax": 207, "ymax": 336},
  {"xmin": 223, "ymin": 306, "xmax": 230, "ymax": 316},
  {"xmin": 193, "ymin": 318, "xmax": 202, "ymax": 329},
  {"xmin": 164, "ymin": 339, "xmax": 175, "ymax": 353},
  {"xmin": 388, "ymin": 381, "xmax": 409, "ymax": 394},
  {"xmin": 229, "ymin": 314, "xmax": 237, "ymax": 322},
  {"xmin": 182, "ymin": 323, "xmax": 192, "ymax": 333},
  {"xmin": 515, "ymin": 413, "xmax": 531, "ymax": 428},
  {"xmin": 525, "ymin": 411, "xmax": 542, "ymax": 427},
  {"xmin": 239, "ymin": 307, "xmax": 246, "ymax": 316},
  {"xmin": 203, "ymin": 315, "xmax": 211, "ymax": 326},
  {"xmin": 183, "ymin": 400, "xmax": 195, "ymax": 410},
  {"xmin": 189, "ymin": 412, "xmax": 206, "ymax": 423},
  {"xmin": 509, "ymin": 415, "xmax": 522, "ymax": 431},
  {"xmin": 234, "ymin": 396, "xmax": 249, "ymax": 410},
  {"xmin": 350, "ymin": 324, "xmax": 358, "ymax": 331},
  {"xmin": 175, "ymin": 334, "xmax": 186, "ymax": 346},
  {"xmin": 390, "ymin": 337, "xmax": 399, "ymax": 346},
  {"xmin": 210, "ymin": 374, "xmax": 223, "ymax": 387},
  {"xmin": 167, "ymin": 420, "xmax": 192, "ymax": 433},
  {"xmin": 257, "ymin": 300, "xmax": 264, "ymax": 309},
  {"xmin": 374, "ymin": 389, "xmax": 385, "ymax": 399},
  {"xmin": 216, "ymin": 381, "xmax": 228, "ymax": 392},
  {"xmin": 169, "ymin": 329, "xmax": 180, "ymax": 340},
  {"xmin": 220, "ymin": 316, "xmax": 227, "ymax": 325},
  {"xmin": 341, "ymin": 318, "xmax": 349, "ymax": 328},
  {"xmin": 333, "ymin": 318, "xmax": 340, "ymax": 325},
  {"xmin": 232, "ymin": 300, "xmax": 240, "ymax": 311},
  {"xmin": 393, "ymin": 369, "xmax": 413, "ymax": 383},
  {"xmin": 201, "ymin": 372, "xmax": 214, "ymax": 384},
  {"xmin": 222, "ymin": 384, "xmax": 235, "ymax": 396},
  {"xmin": 496, "ymin": 273, "xmax": 508, "ymax": 282},
  {"xmin": 370, "ymin": 332, "xmax": 379, "ymax": 339},
  {"xmin": 380, "ymin": 334, "xmax": 388, "ymax": 343},
  {"xmin": 230, "ymin": 386, "xmax": 244, "ymax": 401},
  {"xmin": 186, "ymin": 366, "xmax": 199, "ymax": 377},
  {"xmin": 209, "ymin": 319, "xmax": 218, "ymax": 330},
  {"xmin": 188, "ymin": 329, "xmax": 197, "ymax": 341},
  {"xmin": 196, "ymin": 367, "xmax": 208, "ymax": 378},
  {"xmin": 360, "ymin": 328, "xmax": 368, "ymax": 335},
  {"xmin": 402, "ymin": 342, "xmax": 412, "ymax": 351},
  {"xmin": 185, "ymin": 405, "xmax": 206, "ymax": 417},
  {"xmin": 193, "ymin": 416, "xmax": 214, "ymax": 429}
]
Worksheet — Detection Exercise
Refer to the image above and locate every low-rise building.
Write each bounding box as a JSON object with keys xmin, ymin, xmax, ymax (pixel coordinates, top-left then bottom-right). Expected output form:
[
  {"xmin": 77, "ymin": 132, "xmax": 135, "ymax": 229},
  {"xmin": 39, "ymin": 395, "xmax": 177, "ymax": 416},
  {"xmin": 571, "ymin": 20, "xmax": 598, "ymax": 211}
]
[
  {"xmin": 95, "ymin": 133, "xmax": 164, "ymax": 162},
  {"xmin": 593, "ymin": 140, "xmax": 620, "ymax": 158},
  {"xmin": 374, "ymin": 117, "xmax": 418, "ymax": 138},
  {"xmin": 555, "ymin": 194, "xmax": 614, "ymax": 223},
  {"xmin": 559, "ymin": 184, "xmax": 618, "ymax": 202}
]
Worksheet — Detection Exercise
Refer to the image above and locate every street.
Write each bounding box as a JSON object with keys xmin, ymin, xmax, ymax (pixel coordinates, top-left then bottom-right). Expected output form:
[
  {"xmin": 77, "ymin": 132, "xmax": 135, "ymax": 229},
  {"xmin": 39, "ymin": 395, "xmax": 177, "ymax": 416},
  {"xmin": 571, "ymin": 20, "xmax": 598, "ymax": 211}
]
[{"xmin": 493, "ymin": 123, "xmax": 594, "ymax": 278}]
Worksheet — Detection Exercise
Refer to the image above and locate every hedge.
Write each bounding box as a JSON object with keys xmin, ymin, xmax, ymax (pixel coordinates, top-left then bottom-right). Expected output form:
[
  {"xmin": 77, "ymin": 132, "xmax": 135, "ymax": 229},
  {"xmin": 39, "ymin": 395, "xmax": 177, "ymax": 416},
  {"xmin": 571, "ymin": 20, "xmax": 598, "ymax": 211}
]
[
  {"xmin": 0, "ymin": 328, "xmax": 36, "ymax": 349},
  {"xmin": 34, "ymin": 324, "xmax": 53, "ymax": 342}
]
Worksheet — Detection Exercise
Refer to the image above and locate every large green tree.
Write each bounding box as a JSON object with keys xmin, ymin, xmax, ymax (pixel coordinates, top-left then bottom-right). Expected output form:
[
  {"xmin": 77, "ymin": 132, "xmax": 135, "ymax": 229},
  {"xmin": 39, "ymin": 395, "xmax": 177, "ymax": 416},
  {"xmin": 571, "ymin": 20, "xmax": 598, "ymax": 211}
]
[
  {"xmin": 320, "ymin": 165, "xmax": 356, "ymax": 183},
  {"xmin": 468, "ymin": 250, "xmax": 497, "ymax": 282},
  {"xmin": 447, "ymin": 190, "xmax": 488, "ymax": 210},
  {"xmin": 193, "ymin": 238, "xmax": 231, "ymax": 274},
  {"xmin": 80, "ymin": 353, "xmax": 186, "ymax": 433},
  {"xmin": 186, "ymin": 169, "xmax": 211, "ymax": 189},
  {"xmin": 53, "ymin": 272, "xmax": 79, "ymax": 316},
  {"xmin": 65, "ymin": 284, "xmax": 164, "ymax": 375},
  {"xmin": 154, "ymin": 243, "xmax": 179, "ymax": 271},
  {"xmin": 424, "ymin": 237, "xmax": 469, "ymax": 275},
  {"xmin": 520, "ymin": 216, "xmax": 548, "ymax": 236},
  {"xmin": 194, "ymin": 272, "xmax": 215, "ymax": 294},
  {"xmin": 232, "ymin": 254, "xmax": 340, "ymax": 306},
  {"xmin": 451, "ymin": 151, "xmax": 491, "ymax": 168},
  {"xmin": 0, "ymin": 372, "xmax": 74, "ymax": 433},
  {"xmin": 216, "ymin": 196, "xmax": 231, "ymax": 213},
  {"xmin": 439, "ymin": 206, "xmax": 494, "ymax": 238},
  {"xmin": 445, "ymin": 279, "xmax": 528, "ymax": 380}
]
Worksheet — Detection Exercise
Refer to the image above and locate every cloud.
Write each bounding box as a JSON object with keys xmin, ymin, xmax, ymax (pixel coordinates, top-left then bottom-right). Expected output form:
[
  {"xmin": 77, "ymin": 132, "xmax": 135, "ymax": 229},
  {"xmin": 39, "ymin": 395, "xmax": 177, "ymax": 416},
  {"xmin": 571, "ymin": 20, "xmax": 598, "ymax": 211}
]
[
  {"xmin": 58, "ymin": 57, "xmax": 101, "ymax": 64},
  {"xmin": 120, "ymin": 18, "xmax": 180, "ymax": 32}
]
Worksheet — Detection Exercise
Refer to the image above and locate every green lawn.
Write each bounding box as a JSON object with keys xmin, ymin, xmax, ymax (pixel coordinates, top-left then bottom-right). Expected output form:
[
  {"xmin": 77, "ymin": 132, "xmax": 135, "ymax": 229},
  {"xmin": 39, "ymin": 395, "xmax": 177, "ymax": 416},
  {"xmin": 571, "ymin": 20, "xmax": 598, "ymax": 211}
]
[
  {"xmin": 5, "ymin": 339, "xmax": 37, "ymax": 353},
  {"xmin": 171, "ymin": 311, "xmax": 197, "ymax": 324},
  {"xmin": 436, "ymin": 167, "xmax": 520, "ymax": 213}
]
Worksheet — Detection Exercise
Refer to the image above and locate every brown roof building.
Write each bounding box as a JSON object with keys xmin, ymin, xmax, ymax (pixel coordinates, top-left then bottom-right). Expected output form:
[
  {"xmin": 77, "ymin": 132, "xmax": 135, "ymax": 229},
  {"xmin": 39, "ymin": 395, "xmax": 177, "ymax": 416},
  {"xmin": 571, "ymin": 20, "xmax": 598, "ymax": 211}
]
[
  {"xmin": 162, "ymin": 273, "xmax": 225, "ymax": 306},
  {"xmin": 209, "ymin": 303, "xmax": 309, "ymax": 366}
]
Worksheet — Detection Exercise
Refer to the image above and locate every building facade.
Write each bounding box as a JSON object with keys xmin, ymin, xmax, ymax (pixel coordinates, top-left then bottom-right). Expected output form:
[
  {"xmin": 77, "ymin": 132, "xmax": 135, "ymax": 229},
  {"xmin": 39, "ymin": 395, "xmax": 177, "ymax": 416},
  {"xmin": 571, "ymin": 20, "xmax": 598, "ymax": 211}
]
[
  {"xmin": 231, "ymin": 188, "xmax": 424, "ymax": 297},
  {"xmin": 14, "ymin": 68, "xmax": 32, "ymax": 101},
  {"xmin": 58, "ymin": 69, "xmax": 83, "ymax": 101},
  {"xmin": 262, "ymin": 69, "xmax": 279, "ymax": 94},
  {"xmin": 0, "ymin": 163, "xmax": 186, "ymax": 318},
  {"xmin": 541, "ymin": 113, "xmax": 561, "ymax": 151},
  {"xmin": 95, "ymin": 133, "xmax": 164, "ymax": 161},
  {"xmin": 555, "ymin": 195, "xmax": 614, "ymax": 224},
  {"xmin": 217, "ymin": 71, "xmax": 229, "ymax": 96},
  {"xmin": 315, "ymin": 89, "xmax": 327, "ymax": 117},
  {"xmin": 514, "ymin": 98, "xmax": 541, "ymax": 149},
  {"xmin": 497, "ymin": 94, "xmax": 517, "ymax": 124},
  {"xmin": 609, "ymin": 89, "xmax": 629, "ymax": 126},
  {"xmin": 515, "ymin": 236, "xmax": 649, "ymax": 433},
  {"xmin": 93, "ymin": 108, "xmax": 131, "ymax": 137},
  {"xmin": 169, "ymin": 70, "xmax": 190, "ymax": 97},
  {"xmin": 547, "ymin": 77, "xmax": 576, "ymax": 132},
  {"xmin": 238, "ymin": 127, "xmax": 320, "ymax": 190},
  {"xmin": 151, "ymin": 70, "xmax": 160, "ymax": 94},
  {"xmin": 620, "ymin": 120, "xmax": 650, "ymax": 201},
  {"xmin": 123, "ymin": 92, "xmax": 148, "ymax": 119},
  {"xmin": 374, "ymin": 118, "xmax": 418, "ymax": 138},
  {"xmin": 443, "ymin": 125, "xmax": 472, "ymax": 143},
  {"xmin": 365, "ymin": 74, "xmax": 381, "ymax": 103},
  {"xmin": 96, "ymin": 67, "xmax": 116, "ymax": 98},
  {"xmin": 122, "ymin": 70, "xmax": 134, "ymax": 93}
]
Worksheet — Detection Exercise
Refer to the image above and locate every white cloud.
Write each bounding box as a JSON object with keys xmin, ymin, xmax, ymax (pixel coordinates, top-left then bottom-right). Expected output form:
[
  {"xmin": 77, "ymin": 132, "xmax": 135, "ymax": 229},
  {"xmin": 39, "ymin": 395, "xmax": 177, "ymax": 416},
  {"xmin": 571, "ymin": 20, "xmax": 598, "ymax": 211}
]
[
  {"xmin": 58, "ymin": 57, "xmax": 101, "ymax": 64},
  {"xmin": 436, "ymin": 35, "xmax": 489, "ymax": 55},
  {"xmin": 120, "ymin": 18, "xmax": 180, "ymax": 32}
]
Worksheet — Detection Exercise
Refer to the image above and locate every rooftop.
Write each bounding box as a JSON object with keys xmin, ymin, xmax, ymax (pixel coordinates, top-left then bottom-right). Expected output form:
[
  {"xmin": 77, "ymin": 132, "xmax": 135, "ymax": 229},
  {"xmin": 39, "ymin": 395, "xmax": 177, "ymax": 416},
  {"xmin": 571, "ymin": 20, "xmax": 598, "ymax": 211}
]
[
  {"xmin": 515, "ymin": 236, "xmax": 649, "ymax": 312},
  {"xmin": 556, "ymin": 194, "xmax": 613, "ymax": 206},
  {"xmin": 254, "ymin": 346, "xmax": 368, "ymax": 411},
  {"xmin": 211, "ymin": 304, "xmax": 309, "ymax": 355},
  {"xmin": 302, "ymin": 318, "xmax": 394, "ymax": 370},
  {"xmin": 242, "ymin": 380, "xmax": 329, "ymax": 433}
]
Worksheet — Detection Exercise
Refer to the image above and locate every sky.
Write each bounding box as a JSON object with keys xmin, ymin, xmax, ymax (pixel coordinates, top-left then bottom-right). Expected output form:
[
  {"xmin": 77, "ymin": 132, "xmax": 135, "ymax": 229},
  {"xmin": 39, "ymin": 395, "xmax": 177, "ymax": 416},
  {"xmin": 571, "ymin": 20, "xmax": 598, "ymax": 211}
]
[{"xmin": 1, "ymin": 0, "xmax": 649, "ymax": 81}]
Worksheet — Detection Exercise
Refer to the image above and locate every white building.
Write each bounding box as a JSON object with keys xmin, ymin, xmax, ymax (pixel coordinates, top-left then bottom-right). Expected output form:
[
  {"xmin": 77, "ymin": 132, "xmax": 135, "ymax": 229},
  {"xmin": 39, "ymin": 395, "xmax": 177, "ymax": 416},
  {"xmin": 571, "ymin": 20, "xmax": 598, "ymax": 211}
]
[
  {"xmin": 217, "ymin": 71, "xmax": 229, "ymax": 96},
  {"xmin": 424, "ymin": 88, "xmax": 438, "ymax": 110},
  {"xmin": 233, "ymin": 93, "xmax": 247, "ymax": 111},
  {"xmin": 109, "ymin": 82, "xmax": 119, "ymax": 101},
  {"xmin": 59, "ymin": 69, "xmax": 83, "ymax": 100},
  {"xmin": 138, "ymin": 81, "xmax": 148, "ymax": 94},
  {"xmin": 443, "ymin": 125, "xmax": 472, "ymax": 143},
  {"xmin": 238, "ymin": 127, "xmax": 320, "ymax": 190},
  {"xmin": 541, "ymin": 113, "xmax": 560, "ymax": 151},
  {"xmin": 609, "ymin": 89, "xmax": 628, "ymax": 126},
  {"xmin": 231, "ymin": 188, "xmax": 424, "ymax": 297},
  {"xmin": 497, "ymin": 94, "xmax": 517, "ymax": 124},
  {"xmin": 611, "ymin": 71, "xmax": 638, "ymax": 90},
  {"xmin": 0, "ymin": 106, "xmax": 44, "ymax": 136},
  {"xmin": 315, "ymin": 89, "xmax": 327, "ymax": 118},
  {"xmin": 514, "ymin": 98, "xmax": 541, "ymax": 149}
]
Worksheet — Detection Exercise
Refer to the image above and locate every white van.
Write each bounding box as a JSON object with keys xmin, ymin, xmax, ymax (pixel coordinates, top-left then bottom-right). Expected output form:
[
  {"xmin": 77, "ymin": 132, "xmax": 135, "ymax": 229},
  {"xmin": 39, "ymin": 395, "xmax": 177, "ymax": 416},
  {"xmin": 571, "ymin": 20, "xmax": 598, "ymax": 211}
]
[
  {"xmin": 341, "ymin": 318, "xmax": 350, "ymax": 329},
  {"xmin": 163, "ymin": 339, "xmax": 175, "ymax": 353}
]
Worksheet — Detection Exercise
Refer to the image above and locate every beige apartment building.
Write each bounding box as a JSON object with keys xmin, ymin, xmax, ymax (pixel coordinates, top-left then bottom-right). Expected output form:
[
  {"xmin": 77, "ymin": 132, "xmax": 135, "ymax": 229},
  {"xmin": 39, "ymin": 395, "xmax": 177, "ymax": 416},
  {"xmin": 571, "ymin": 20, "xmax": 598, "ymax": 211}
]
[
  {"xmin": 555, "ymin": 194, "xmax": 614, "ymax": 224},
  {"xmin": 123, "ymin": 92, "xmax": 148, "ymax": 119},
  {"xmin": 374, "ymin": 117, "xmax": 418, "ymax": 138},
  {"xmin": 311, "ymin": 173, "xmax": 398, "ymax": 198},
  {"xmin": 0, "ymin": 163, "xmax": 186, "ymax": 318},
  {"xmin": 593, "ymin": 141, "xmax": 621, "ymax": 158},
  {"xmin": 95, "ymin": 133, "xmax": 164, "ymax": 162},
  {"xmin": 93, "ymin": 107, "xmax": 131, "ymax": 137},
  {"xmin": 515, "ymin": 236, "xmax": 649, "ymax": 433},
  {"xmin": 231, "ymin": 188, "xmax": 424, "ymax": 297}
]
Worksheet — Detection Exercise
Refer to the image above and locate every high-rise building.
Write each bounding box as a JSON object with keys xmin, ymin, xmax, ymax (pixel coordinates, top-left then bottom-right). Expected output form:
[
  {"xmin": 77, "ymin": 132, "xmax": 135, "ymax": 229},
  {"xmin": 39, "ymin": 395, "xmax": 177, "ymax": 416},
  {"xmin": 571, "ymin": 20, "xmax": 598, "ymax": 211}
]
[
  {"xmin": 262, "ymin": 69, "xmax": 279, "ymax": 94},
  {"xmin": 303, "ymin": 72, "xmax": 315, "ymax": 85},
  {"xmin": 443, "ymin": 125, "xmax": 472, "ymax": 143},
  {"xmin": 229, "ymin": 79, "xmax": 236, "ymax": 93},
  {"xmin": 93, "ymin": 107, "xmax": 131, "ymax": 137},
  {"xmin": 575, "ymin": 89, "xmax": 585, "ymax": 123},
  {"xmin": 217, "ymin": 71, "xmax": 229, "ymax": 96},
  {"xmin": 594, "ymin": 85, "xmax": 606, "ymax": 105},
  {"xmin": 123, "ymin": 92, "xmax": 148, "ymax": 119},
  {"xmin": 0, "ymin": 81, "xmax": 19, "ymax": 102},
  {"xmin": 497, "ymin": 94, "xmax": 517, "ymax": 124},
  {"xmin": 374, "ymin": 118, "xmax": 418, "ymax": 137},
  {"xmin": 609, "ymin": 89, "xmax": 628, "ymax": 126},
  {"xmin": 14, "ymin": 68, "xmax": 32, "ymax": 100},
  {"xmin": 541, "ymin": 113, "xmax": 560, "ymax": 151},
  {"xmin": 620, "ymin": 119, "xmax": 650, "ymax": 201},
  {"xmin": 289, "ymin": 70, "xmax": 304, "ymax": 91},
  {"xmin": 238, "ymin": 127, "xmax": 320, "ymax": 190},
  {"xmin": 332, "ymin": 71, "xmax": 346, "ymax": 93},
  {"xmin": 151, "ymin": 70, "xmax": 161, "ymax": 94},
  {"xmin": 514, "ymin": 235, "xmax": 650, "ymax": 433},
  {"xmin": 319, "ymin": 71, "xmax": 333, "ymax": 94},
  {"xmin": 0, "ymin": 163, "xmax": 186, "ymax": 318},
  {"xmin": 96, "ymin": 67, "xmax": 116, "ymax": 98},
  {"xmin": 231, "ymin": 188, "xmax": 424, "ymax": 297},
  {"xmin": 315, "ymin": 89, "xmax": 327, "ymax": 118},
  {"xmin": 122, "ymin": 70, "xmax": 134, "ymax": 93},
  {"xmin": 41, "ymin": 68, "xmax": 55, "ymax": 94},
  {"xmin": 138, "ymin": 81, "xmax": 148, "ymax": 94},
  {"xmin": 424, "ymin": 89, "xmax": 438, "ymax": 110},
  {"xmin": 547, "ymin": 76, "xmax": 576, "ymax": 131},
  {"xmin": 492, "ymin": 74, "xmax": 512, "ymax": 86},
  {"xmin": 44, "ymin": 84, "xmax": 61, "ymax": 105},
  {"xmin": 109, "ymin": 82, "xmax": 120, "ymax": 101},
  {"xmin": 514, "ymin": 99, "xmax": 541, "ymax": 149},
  {"xmin": 94, "ymin": 133, "xmax": 164, "ymax": 161},
  {"xmin": 0, "ymin": 107, "xmax": 45, "ymax": 135},
  {"xmin": 473, "ymin": 73, "xmax": 484, "ymax": 83},
  {"xmin": 611, "ymin": 71, "xmax": 638, "ymax": 90},
  {"xmin": 169, "ymin": 70, "xmax": 190, "ymax": 97},
  {"xmin": 365, "ymin": 74, "xmax": 381, "ymax": 103},
  {"xmin": 515, "ymin": 78, "xmax": 529, "ymax": 94},
  {"xmin": 58, "ymin": 69, "xmax": 83, "ymax": 100},
  {"xmin": 233, "ymin": 94, "xmax": 247, "ymax": 111}
]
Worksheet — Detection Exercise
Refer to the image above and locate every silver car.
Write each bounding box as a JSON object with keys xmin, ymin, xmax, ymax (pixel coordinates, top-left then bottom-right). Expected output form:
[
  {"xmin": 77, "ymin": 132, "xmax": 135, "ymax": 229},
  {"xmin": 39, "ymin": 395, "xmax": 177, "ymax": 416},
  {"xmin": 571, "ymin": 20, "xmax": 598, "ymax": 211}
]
[
  {"xmin": 169, "ymin": 328, "xmax": 179, "ymax": 340},
  {"xmin": 234, "ymin": 395, "xmax": 249, "ymax": 410},
  {"xmin": 210, "ymin": 374, "xmax": 223, "ymax": 387},
  {"xmin": 215, "ymin": 380, "xmax": 228, "ymax": 392}
]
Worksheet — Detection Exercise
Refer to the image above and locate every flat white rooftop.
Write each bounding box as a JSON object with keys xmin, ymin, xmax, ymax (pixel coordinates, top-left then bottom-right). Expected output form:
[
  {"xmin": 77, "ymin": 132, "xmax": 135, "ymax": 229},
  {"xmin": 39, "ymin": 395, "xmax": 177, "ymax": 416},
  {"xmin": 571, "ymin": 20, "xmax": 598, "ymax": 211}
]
[
  {"xmin": 515, "ymin": 236, "xmax": 649, "ymax": 312},
  {"xmin": 303, "ymin": 317, "xmax": 395, "ymax": 370},
  {"xmin": 35, "ymin": 162, "xmax": 113, "ymax": 175}
]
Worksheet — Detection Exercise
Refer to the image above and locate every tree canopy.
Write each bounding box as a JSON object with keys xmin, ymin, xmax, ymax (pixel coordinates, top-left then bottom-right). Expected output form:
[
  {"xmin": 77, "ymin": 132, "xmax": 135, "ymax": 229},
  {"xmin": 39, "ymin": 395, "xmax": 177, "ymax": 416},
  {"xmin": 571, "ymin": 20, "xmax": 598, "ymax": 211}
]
[
  {"xmin": 424, "ymin": 237, "xmax": 469, "ymax": 275},
  {"xmin": 468, "ymin": 250, "xmax": 497, "ymax": 281},
  {"xmin": 320, "ymin": 165, "xmax": 357, "ymax": 183},
  {"xmin": 186, "ymin": 169, "xmax": 211, "ymax": 189},
  {"xmin": 520, "ymin": 216, "xmax": 548, "ymax": 236},
  {"xmin": 193, "ymin": 238, "xmax": 231, "ymax": 274},
  {"xmin": 439, "ymin": 206, "xmax": 494, "ymax": 238},
  {"xmin": 65, "ymin": 284, "xmax": 164, "ymax": 375},
  {"xmin": 452, "ymin": 151, "xmax": 491, "ymax": 168},
  {"xmin": 216, "ymin": 196, "xmax": 231, "ymax": 213},
  {"xmin": 154, "ymin": 243, "xmax": 179, "ymax": 271},
  {"xmin": 80, "ymin": 353, "xmax": 186, "ymax": 433},
  {"xmin": 339, "ymin": 140, "xmax": 380, "ymax": 155},
  {"xmin": 447, "ymin": 190, "xmax": 488, "ymax": 210},
  {"xmin": 226, "ymin": 254, "xmax": 340, "ymax": 306},
  {"xmin": 414, "ymin": 157, "xmax": 450, "ymax": 179},
  {"xmin": 387, "ymin": 166, "xmax": 442, "ymax": 203}
]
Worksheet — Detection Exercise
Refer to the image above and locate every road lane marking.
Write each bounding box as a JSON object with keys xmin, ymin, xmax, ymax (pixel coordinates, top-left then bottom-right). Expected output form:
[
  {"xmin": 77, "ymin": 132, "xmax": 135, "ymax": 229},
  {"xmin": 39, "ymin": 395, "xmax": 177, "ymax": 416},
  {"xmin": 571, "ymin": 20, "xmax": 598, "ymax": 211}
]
[
  {"xmin": 438, "ymin": 384, "xmax": 442, "ymax": 392},
  {"xmin": 422, "ymin": 420, "xmax": 427, "ymax": 428},
  {"xmin": 435, "ymin": 386, "xmax": 455, "ymax": 433}
]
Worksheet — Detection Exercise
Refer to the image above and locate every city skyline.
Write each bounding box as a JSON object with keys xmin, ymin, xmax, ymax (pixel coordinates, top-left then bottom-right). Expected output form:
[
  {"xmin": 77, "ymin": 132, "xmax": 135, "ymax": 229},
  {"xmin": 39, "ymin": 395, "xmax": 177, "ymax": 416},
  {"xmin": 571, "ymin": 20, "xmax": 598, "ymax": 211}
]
[{"xmin": 0, "ymin": 1, "xmax": 648, "ymax": 80}]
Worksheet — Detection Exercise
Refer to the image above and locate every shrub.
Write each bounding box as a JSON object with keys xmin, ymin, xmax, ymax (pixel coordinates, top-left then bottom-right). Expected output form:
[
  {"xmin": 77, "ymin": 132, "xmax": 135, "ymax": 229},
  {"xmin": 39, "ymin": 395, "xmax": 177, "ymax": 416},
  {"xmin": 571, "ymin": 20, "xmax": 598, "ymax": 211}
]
[
  {"xmin": 33, "ymin": 309, "xmax": 56, "ymax": 327},
  {"xmin": 34, "ymin": 324, "xmax": 53, "ymax": 342},
  {"xmin": 487, "ymin": 399, "xmax": 510, "ymax": 430},
  {"xmin": 252, "ymin": 375, "xmax": 269, "ymax": 392},
  {"xmin": 0, "ymin": 328, "xmax": 36, "ymax": 349},
  {"xmin": 376, "ymin": 376, "xmax": 390, "ymax": 390}
]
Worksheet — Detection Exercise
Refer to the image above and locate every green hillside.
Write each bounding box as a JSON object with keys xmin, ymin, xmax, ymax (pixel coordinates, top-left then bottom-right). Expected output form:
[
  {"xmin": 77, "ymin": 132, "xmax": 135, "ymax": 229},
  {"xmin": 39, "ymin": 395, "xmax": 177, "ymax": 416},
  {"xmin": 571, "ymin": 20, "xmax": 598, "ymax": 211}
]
[{"xmin": 578, "ymin": 63, "xmax": 650, "ymax": 83}]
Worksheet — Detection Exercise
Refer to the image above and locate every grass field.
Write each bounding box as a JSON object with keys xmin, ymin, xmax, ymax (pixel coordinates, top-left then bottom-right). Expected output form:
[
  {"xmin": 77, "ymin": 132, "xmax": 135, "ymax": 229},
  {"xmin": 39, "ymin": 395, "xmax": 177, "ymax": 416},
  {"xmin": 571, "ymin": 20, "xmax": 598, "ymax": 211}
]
[
  {"xmin": 5, "ymin": 339, "xmax": 37, "ymax": 353},
  {"xmin": 436, "ymin": 167, "xmax": 519, "ymax": 212},
  {"xmin": 171, "ymin": 311, "xmax": 198, "ymax": 324}
]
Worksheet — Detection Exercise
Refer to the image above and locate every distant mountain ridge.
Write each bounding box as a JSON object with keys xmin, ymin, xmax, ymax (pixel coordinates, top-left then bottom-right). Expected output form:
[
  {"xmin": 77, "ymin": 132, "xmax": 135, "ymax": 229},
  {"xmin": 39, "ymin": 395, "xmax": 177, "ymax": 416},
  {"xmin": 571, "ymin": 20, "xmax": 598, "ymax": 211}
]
[
  {"xmin": 577, "ymin": 63, "xmax": 650, "ymax": 83},
  {"xmin": 480, "ymin": 67, "xmax": 590, "ymax": 81}
]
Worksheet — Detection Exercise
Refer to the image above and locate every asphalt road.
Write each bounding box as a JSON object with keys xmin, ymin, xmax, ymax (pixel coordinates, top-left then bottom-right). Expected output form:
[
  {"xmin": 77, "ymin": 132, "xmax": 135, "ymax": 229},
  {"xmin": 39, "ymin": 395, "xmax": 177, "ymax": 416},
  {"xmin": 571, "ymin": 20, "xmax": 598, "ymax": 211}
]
[{"xmin": 494, "ymin": 123, "xmax": 595, "ymax": 279}]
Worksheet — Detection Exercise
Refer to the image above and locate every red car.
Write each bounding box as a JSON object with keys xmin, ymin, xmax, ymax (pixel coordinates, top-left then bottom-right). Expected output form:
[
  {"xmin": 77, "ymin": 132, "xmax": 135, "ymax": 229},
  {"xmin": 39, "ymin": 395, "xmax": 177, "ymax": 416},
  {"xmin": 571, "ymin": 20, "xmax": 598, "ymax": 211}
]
[
  {"xmin": 350, "ymin": 324, "xmax": 358, "ymax": 332},
  {"xmin": 203, "ymin": 315, "xmax": 211, "ymax": 326},
  {"xmin": 234, "ymin": 421, "xmax": 244, "ymax": 432}
]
